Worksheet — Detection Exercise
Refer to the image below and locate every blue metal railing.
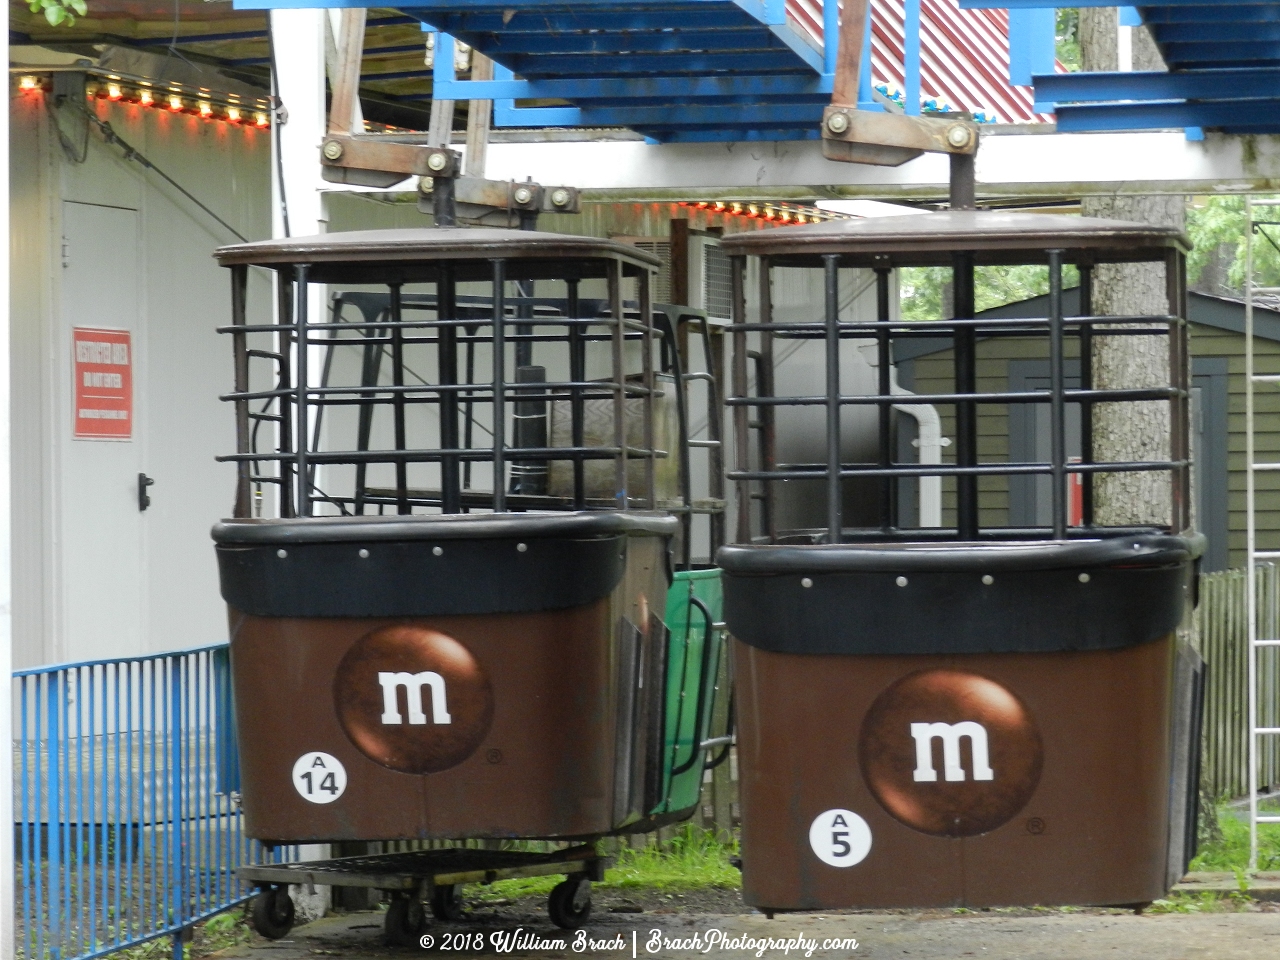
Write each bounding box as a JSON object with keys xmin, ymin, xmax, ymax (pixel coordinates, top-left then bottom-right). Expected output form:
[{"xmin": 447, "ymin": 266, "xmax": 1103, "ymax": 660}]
[{"xmin": 13, "ymin": 645, "xmax": 293, "ymax": 960}]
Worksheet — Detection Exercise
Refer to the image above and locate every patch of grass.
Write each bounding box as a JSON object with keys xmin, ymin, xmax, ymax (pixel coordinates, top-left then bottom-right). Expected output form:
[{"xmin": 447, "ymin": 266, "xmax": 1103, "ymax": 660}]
[
  {"xmin": 1190, "ymin": 804, "xmax": 1280, "ymax": 872},
  {"xmin": 606, "ymin": 826, "xmax": 740, "ymax": 892},
  {"xmin": 1147, "ymin": 891, "xmax": 1252, "ymax": 915},
  {"xmin": 103, "ymin": 908, "xmax": 255, "ymax": 960},
  {"xmin": 467, "ymin": 826, "xmax": 739, "ymax": 903}
]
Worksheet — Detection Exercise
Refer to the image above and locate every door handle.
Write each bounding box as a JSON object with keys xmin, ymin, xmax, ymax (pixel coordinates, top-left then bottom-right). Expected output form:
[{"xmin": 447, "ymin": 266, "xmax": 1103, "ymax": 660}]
[{"xmin": 138, "ymin": 473, "xmax": 154, "ymax": 511}]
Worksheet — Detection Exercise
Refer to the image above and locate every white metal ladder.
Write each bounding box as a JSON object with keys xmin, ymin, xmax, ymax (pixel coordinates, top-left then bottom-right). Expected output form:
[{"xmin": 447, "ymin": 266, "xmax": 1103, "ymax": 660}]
[{"xmin": 1245, "ymin": 196, "xmax": 1280, "ymax": 870}]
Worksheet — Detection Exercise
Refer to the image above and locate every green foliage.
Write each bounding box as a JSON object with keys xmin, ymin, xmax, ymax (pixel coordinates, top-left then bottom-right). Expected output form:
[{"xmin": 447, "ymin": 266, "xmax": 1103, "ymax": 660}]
[
  {"xmin": 1147, "ymin": 890, "xmax": 1252, "ymax": 914},
  {"xmin": 467, "ymin": 826, "xmax": 740, "ymax": 902},
  {"xmin": 27, "ymin": 0, "xmax": 86, "ymax": 26},
  {"xmin": 1187, "ymin": 195, "xmax": 1280, "ymax": 294},
  {"xmin": 1056, "ymin": 9, "xmax": 1081, "ymax": 72},
  {"xmin": 899, "ymin": 264, "xmax": 1080, "ymax": 320},
  {"xmin": 605, "ymin": 825, "xmax": 741, "ymax": 891},
  {"xmin": 1190, "ymin": 802, "xmax": 1280, "ymax": 871}
]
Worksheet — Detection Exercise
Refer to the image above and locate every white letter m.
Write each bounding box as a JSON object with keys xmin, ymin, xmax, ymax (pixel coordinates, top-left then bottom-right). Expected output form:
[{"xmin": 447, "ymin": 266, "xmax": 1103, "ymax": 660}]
[
  {"xmin": 910, "ymin": 721, "xmax": 994, "ymax": 782},
  {"xmin": 378, "ymin": 671, "xmax": 452, "ymax": 725}
]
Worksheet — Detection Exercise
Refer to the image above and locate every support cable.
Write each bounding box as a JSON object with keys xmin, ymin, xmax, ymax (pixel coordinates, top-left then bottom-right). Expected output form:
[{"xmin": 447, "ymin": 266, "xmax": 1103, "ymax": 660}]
[{"xmin": 67, "ymin": 98, "xmax": 248, "ymax": 243}]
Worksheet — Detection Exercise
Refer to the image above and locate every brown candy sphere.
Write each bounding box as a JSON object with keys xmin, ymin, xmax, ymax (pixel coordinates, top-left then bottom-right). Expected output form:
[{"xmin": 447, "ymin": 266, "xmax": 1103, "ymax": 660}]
[
  {"xmin": 333, "ymin": 625, "xmax": 493, "ymax": 774},
  {"xmin": 858, "ymin": 669, "xmax": 1042, "ymax": 837}
]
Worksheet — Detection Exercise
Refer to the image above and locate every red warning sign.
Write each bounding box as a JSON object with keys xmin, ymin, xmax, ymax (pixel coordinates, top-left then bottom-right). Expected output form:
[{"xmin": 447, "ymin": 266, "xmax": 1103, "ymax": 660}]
[{"xmin": 73, "ymin": 327, "xmax": 132, "ymax": 440}]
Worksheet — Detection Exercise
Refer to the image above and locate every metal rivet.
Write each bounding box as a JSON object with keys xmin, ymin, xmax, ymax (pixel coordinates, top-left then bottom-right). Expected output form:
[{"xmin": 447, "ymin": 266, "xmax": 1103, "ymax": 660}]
[
  {"xmin": 801, "ymin": 577, "xmax": 813, "ymax": 588},
  {"xmin": 896, "ymin": 576, "xmax": 908, "ymax": 587},
  {"xmin": 946, "ymin": 124, "xmax": 972, "ymax": 148},
  {"xmin": 358, "ymin": 548, "xmax": 369, "ymax": 559},
  {"xmin": 826, "ymin": 111, "xmax": 849, "ymax": 134},
  {"xmin": 550, "ymin": 188, "xmax": 571, "ymax": 207},
  {"xmin": 513, "ymin": 185, "xmax": 534, "ymax": 205},
  {"xmin": 432, "ymin": 546, "xmax": 443, "ymax": 556},
  {"xmin": 276, "ymin": 549, "xmax": 287, "ymax": 559},
  {"xmin": 426, "ymin": 151, "xmax": 448, "ymax": 172},
  {"xmin": 321, "ymin": 139, "xmax": 343, "ymax": 161},
  {"xmin": 981, "ymin": 574, "xmax": 994, "ymax": 585},
  {"xmin": 1079, "ymin": 573, "xmax": 1091, "ymax": 583},
  {"xmin": 517, "ymin": 542, "xmax": 528, "ymax": 553}
]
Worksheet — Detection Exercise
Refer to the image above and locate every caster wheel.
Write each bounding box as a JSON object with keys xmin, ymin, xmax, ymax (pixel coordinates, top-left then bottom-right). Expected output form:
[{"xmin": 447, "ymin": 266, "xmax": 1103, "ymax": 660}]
[
  {"xmin": 251, "ymin": 886, "xmax": 295, "ymax": 940},
  {"xmin": 547, "ymin": 877, "xmax": 592, "ymax": 930},
  {"xmin": 430, "ymin": 884, "xmax": 466, "ymax": 922},
  {"xmin": 384, "ymin": 896, "xmax": 427, "ymax": 947}
]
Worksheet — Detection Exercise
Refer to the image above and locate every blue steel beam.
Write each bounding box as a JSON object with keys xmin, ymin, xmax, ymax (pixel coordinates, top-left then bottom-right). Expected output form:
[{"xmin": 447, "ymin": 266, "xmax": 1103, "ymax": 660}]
[
  {"xmin": 234, "ymin": 0, "xmax": 852, "ymax": 139},
  {"xmin": 655, "ymin": 127, "xmax": 821, "ymax": 141},
  {"xmin": 1033, "ymin": 67, "xmax": 1280, "ymax": 102},
  {"xmin": 423, "ymin": 9, "xmax": 760, "ymax": 32},
  {"xmin": 960, "ymin": 1, "xmax": 1276, "ymax": 7},
  {"xmin": 454, "ymin": 31, "xmax": 794, "ymax": 56},
  {"xmin": 1161, "ymin": 41, "xmax": 1280, "ymax": 62},
  {"xmin": 573, "ymin": 102, "xmax": 827, "ymax": 125},
  {"xmin": 1158, "ymin": 22, "xmax": 1280, "ymax": 40},
  {"xmin": 1145, "ymin": 6, "xmax": 1280, "ymax": 23},
  {"xmin": 1007, "ymin": 7, "xmax": 1054, "ymax": 86},
  {"xmin": 431, "ymin": 73, "xmax": 830, "ymax": 100},
  {"xmin": 480, "ymin": 50, "xmax": 815, "ymax": 76},
  {"xmin": 1055, "ymin": 98, "xmax": 1280, "ymax": 132}
]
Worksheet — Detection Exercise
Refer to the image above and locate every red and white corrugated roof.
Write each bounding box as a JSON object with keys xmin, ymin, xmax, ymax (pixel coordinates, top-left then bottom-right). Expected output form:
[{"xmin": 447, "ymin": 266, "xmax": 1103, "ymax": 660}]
[{"xmin": 787, "ymin": 0, "xmax": 1053, "ymax": 123}]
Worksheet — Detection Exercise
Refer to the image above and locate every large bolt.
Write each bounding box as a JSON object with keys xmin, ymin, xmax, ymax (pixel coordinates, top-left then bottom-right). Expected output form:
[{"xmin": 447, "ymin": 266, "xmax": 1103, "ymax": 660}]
[
  {"xmin": 550, "ymin": 188, "xmax": 571, "ymax": 207},
  {"xmin": 946, "ymin": 124, "xmax": 973, "ymax": 149},
  {"xmin": 826, "ymin": 112, "xmax": 850, "ymax": 134},
  {"xmin": 321, "ymin": 139, "xmax": 344, "ymax": 161},
  {"xmin": 513, "ymin": 185, "xmax": 535, "ymax": 205},
  {"xmin": 426, "ymin": 151, "xmax": 449, "ymax": 172}
]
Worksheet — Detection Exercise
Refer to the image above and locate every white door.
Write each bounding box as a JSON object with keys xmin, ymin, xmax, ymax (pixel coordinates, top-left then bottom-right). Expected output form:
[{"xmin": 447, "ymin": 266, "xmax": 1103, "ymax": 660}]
[{"xmin": 58, "ymin": 201, "xmax": 145, "ymax": 663}]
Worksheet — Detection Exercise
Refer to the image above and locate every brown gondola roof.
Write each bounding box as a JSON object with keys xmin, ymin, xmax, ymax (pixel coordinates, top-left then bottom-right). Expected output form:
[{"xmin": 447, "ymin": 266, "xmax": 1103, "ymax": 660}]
[
  {"xmin": 214, "ymin": 227, "xmax": 662, "ymax": 269},
  {"xmin": 720, "ymin": 211, "xmax": 1190, "ymax": 265}
]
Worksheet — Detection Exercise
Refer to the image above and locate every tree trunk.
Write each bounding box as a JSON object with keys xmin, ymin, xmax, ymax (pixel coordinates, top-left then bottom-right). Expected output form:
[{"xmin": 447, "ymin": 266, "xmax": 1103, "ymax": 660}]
[{"xmin": 1078, "ymin": 8, "xmax": 1183, "ymax": 528}]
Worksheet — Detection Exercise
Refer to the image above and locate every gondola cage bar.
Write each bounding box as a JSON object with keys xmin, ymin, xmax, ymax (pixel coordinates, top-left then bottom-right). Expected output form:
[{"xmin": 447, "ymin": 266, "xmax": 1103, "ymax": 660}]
[
  {"xmin": 726, "ymin": 225, "xmax": 1193, "ymax": 543},
  {"xmin": 217, "ymin": 235, "xmax": 664, "ymax": 518}
]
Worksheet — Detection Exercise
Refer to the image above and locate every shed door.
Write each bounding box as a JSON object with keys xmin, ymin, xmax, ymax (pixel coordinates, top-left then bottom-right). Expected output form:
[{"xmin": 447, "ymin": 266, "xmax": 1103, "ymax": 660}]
[
  {"xmin": 1008, "ymin": 360, "xmax": 1081, "ymax": 529},
  {"xmin": 59, "ymin": 201, "xmax": 145, "ymax": 662}
]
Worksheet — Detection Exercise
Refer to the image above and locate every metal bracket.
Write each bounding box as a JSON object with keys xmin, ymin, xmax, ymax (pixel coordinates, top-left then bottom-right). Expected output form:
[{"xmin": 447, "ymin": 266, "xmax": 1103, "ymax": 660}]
[
  {"xmin": 822, "ymin": 0, "xmax": 979, "ymax": 168},
  {"xmin": 416, "ymin": 177, "xmax": 581, "ymax": 219},
  {"xmin": 321, "ymin": 9, "xmax": 582, "ymax": 224},
  {"xmin": 822, "ymin": 107, "xmax": 978, "ymax": 166},
  {"xmin": 320, "ymin": 134, "xmax": 460, "ymax": 186}
]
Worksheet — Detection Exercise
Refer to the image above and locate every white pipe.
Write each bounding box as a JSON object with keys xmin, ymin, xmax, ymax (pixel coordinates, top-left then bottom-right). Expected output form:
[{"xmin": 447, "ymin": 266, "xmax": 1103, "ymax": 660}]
[
  {"xmin": 1, "ymin": 31, "xmax": 15, "ymax": 960},
  {"xmin": 858, "ymin": 344, "xmax": 947, "ymax": 528},
  {"xmin": 1118, "ymin": 25, "xmax": 1133, "ymax": 73}
]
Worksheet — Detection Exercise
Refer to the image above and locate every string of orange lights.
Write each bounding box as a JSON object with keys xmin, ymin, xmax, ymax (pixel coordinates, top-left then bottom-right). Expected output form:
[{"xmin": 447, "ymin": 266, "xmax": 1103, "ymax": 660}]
[
  {"xmin": 678, "ymin": 200, "xmax": 845, "ymax": 225},
  {"xmin": 14, "ymin": 68, "xmax": 274, "ymax": 128}
]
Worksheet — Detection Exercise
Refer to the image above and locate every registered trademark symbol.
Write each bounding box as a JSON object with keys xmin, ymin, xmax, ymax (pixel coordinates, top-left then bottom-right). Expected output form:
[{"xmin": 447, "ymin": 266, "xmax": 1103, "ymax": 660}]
[
  {"xmin": 1026, "ymin": 817, "xmax": 1046, "ymax": 835},
  {"xmin": 486, "ymin": 748, "xmax": 503, "ymax": 764}
]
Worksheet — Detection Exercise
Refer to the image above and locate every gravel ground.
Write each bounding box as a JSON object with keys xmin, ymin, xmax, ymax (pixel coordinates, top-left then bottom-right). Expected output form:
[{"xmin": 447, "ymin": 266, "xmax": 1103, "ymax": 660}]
[{"xmin": 214, "ymin": 891, "xmax": 1280, "ymax": 960}]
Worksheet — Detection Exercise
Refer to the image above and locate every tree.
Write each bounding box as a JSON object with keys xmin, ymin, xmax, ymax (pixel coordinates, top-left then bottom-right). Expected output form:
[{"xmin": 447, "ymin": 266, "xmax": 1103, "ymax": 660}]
[{"xmin": 1078, "ymin": 8, "xmax": 1184, "ymax": 528}]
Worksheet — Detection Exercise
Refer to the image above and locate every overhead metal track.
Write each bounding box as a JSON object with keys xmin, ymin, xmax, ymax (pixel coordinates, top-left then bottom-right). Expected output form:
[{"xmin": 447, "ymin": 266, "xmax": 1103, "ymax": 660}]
[
  {"xmin": 964, "ymin": 0, "xmax": 1280, "ymax": 135},
  {"xmin": 234, "ymin": 0, "xmax": 884, "ymax": 143}
]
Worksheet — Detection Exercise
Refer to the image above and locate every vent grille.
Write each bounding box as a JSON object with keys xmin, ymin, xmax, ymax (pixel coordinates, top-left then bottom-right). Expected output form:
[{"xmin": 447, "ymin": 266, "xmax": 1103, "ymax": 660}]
[
  {"xmin": 620, "ymin": 239, "xmax": 671, "ymax": 303},
  {"xmin": 704, "ymin": 241, "xmax": 732, "ymax": 319}
]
